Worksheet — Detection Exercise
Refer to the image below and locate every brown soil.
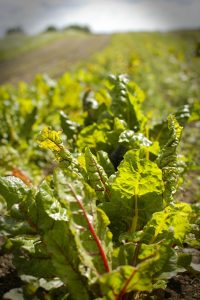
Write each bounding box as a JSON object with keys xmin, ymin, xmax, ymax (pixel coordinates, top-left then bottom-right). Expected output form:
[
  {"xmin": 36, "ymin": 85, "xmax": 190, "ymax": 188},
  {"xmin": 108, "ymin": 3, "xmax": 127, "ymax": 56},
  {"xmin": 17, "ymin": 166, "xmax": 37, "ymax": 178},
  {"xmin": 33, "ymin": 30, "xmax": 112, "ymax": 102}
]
[
  {"xmin": 0, "ymin": 254, "xmax": 22, "ymax": 298},
  {"xmin": 0, "ymin": 252, "xmax": 200, "ymax": 299},
  {"xmin": 151, "ymin": 273, "xmax": 200, "ymax": 300},
  {"xmin": 0, "ymin": 34, "xmax": 110, "ymax": 85}
]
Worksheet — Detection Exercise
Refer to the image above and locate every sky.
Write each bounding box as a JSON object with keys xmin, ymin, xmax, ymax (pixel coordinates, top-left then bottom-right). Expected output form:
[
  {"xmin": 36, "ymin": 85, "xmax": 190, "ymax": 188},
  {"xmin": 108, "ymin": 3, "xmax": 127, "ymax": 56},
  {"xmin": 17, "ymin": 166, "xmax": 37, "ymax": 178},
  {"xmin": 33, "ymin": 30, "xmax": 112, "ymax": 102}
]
[{"xmin": 0, "ymin": 0, "xmax": 200, "ymax": 36}]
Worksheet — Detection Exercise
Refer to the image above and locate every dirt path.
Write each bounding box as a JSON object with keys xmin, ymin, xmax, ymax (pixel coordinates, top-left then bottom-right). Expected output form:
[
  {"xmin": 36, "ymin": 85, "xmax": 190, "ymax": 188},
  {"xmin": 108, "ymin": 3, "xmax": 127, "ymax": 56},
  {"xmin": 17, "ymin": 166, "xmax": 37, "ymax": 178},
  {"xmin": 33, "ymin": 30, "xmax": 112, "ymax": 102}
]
[{"xmin": 0, "ymin": 34, "xmax": 110, "ymax": 85}]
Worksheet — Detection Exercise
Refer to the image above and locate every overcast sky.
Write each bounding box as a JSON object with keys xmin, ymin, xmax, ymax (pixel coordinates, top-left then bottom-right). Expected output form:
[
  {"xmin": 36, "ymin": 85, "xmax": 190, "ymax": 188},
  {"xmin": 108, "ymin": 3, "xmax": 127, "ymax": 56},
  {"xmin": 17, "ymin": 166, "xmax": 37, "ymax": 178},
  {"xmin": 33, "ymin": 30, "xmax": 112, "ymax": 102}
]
[{"xmin": 0, "ymin": 0, "xmax": 199, "ymax": 36}]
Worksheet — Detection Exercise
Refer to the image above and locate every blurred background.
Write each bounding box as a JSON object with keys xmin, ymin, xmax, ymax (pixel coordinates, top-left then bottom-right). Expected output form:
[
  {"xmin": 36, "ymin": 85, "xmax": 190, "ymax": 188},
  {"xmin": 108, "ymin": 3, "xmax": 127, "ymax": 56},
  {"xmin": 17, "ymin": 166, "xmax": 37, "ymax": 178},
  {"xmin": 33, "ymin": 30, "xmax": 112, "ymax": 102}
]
[{"xmin": 0, "ymin": 0, "xmax": 200, "ymax": 86}]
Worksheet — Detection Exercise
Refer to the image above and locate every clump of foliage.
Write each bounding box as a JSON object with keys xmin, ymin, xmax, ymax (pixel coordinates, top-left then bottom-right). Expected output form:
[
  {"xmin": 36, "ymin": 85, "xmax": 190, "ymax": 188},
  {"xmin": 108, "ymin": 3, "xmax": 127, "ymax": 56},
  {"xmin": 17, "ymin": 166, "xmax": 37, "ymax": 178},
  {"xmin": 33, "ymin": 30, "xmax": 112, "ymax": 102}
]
[
  {"xmin": 64, "ymin": 24, "xmax": 91, "ymax": 33},
  {"xmin": 0, "ymin": 75, "xmax": 198, "ymax": 299},
  {"xmin": 44, "ymin": 25, "xmax": 58, "ymax": 33},
  {"xmin": 5, "ymin": 26, "xmax": 25, "ymax": 36}
]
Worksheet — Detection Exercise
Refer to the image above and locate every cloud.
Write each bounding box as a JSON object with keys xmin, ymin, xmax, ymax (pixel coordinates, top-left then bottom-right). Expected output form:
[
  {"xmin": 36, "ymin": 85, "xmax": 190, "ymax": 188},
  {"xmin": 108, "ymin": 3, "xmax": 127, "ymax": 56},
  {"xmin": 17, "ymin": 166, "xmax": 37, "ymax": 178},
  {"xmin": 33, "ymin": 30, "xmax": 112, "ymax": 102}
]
[{"xmin": 0, "ymin": 0, "xmax": 199, "ymax": 36}]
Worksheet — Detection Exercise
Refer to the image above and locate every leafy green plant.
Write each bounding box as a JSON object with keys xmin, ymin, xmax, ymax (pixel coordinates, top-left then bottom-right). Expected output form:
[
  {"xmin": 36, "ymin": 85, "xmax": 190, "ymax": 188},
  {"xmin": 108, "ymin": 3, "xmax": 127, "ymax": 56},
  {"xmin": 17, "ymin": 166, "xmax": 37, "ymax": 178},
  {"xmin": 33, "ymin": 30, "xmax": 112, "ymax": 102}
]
[{"xmin": 0, "ymin": 75, "xmax": 195, "ymax": 299}]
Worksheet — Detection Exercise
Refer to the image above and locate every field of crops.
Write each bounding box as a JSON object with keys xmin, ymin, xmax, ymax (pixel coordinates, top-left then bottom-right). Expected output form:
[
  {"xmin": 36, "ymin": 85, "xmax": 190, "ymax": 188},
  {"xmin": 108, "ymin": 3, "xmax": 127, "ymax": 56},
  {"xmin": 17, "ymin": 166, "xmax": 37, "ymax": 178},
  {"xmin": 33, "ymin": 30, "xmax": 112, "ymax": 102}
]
[
  {"xmin": 0, "ymin": 30, "xmax": 200, "ymax": 299},
  {"xmin": 0, "ymin": 31, "xmax": 110, "ymax": 85}
]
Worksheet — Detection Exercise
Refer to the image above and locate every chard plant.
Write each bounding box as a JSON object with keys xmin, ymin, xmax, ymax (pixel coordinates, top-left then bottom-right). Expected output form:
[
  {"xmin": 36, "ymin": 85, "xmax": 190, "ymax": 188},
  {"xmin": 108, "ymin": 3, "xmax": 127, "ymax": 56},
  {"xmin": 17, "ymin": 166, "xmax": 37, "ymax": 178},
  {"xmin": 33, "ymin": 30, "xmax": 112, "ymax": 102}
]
[{"xmin": 0, "ymin": 75, "xmax": 194, "ymax": 299}]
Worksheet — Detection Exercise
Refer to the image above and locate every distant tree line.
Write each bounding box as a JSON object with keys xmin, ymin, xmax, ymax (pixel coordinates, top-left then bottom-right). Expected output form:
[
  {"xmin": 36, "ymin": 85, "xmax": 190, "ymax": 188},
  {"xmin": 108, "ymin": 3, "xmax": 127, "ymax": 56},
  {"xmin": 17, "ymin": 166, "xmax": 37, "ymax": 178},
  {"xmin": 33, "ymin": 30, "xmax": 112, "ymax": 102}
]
[
  {"xmin": 5, "ymin": 26, "xmax": 25, "ymax": 36},
  {"xmin": 45, "ymin": 25, "xmax": 58, "ymax": 32},
  {"xmin": 4, "ymin": 24, "xmax": 91, "ymax": 36},
  {"xmin": 45, "ymin": 24, "xmax": 91, "ymax": 33},
  {"xmin": 64, "ymin": 24, "xmax": 91, "ymax": 33}
]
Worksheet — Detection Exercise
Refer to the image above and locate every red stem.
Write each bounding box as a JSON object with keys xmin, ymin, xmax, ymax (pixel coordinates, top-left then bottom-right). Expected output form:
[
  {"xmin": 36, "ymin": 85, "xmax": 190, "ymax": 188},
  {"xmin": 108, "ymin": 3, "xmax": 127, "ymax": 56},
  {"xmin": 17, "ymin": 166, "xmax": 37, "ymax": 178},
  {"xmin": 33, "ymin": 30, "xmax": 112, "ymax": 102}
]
[
  {"xmin": 115, "ymin": 269, "xmax": 138, "ymax": 300},
  {"xmin": 68, "ymin": 184, "xmax": 110, "ymax": 273}
]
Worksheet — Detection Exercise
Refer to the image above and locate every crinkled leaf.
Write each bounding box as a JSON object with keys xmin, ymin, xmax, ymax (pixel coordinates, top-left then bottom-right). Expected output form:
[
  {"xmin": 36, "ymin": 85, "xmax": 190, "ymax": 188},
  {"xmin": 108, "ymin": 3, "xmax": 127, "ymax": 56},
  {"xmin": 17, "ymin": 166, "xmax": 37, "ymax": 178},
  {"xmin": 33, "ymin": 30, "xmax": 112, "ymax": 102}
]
[
  {"xmin": 157, "ymin": 115, "xmax": 183, "ymax": 203},
  {"xmin": 37, "ymin": 127, "xmax": 72, "ymax": 164},
  {"xmin": 118, "ymin": 130, "xmax": 151, "ymax": 148},
  {"xmin": 150, "ymin": 105, "xmax": 190, "ymax": 147},
  {"xmin": 37, "ymin": 127, "xmax": 83, "ymax": 178},
  {"xmin": 104, "ymin": 150, "xmax": 164, "ymax": 239},
  {"xmin": 38, "ymin": 127, "xmax": 63, "ymax": 152},
  {"xmin": 157, "ymin": 115, "xmax": 182, "ymax": 169},
  {"xmin": 120, "ymin": 151, "xmax": 163, "ymax": 202},
  {"xmin": 118, "ymin": 130, "xmax": 160, "ymax": 161},
  {"xmin": 109, "ymin": 75, "xmax": 145, "ymax": 131},
  {"xmin": 141, "ymin": 202, "xmax": 192, "ymax": 244},
  {"xmin": 85, "ymin": 148, "xmax": 111, "ymax": 202},
  {"xmin": 0, "ymin": 178, "xmax": 71, "ymax": 278},
  {"xmin": 0, "ymin": 176, "xmax": 29, "ymax": 209},
  {"xmin": 138, "ymin": 244, "xmax": 183, "ymax": 280}
]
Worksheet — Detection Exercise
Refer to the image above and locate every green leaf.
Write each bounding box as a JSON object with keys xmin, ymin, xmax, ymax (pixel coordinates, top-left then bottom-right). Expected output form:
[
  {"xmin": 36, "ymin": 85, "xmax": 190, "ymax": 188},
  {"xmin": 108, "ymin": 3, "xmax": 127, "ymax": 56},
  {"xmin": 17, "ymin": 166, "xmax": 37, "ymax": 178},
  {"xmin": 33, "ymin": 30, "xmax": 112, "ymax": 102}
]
[
  {"xmin": 37, "ymin": 127, "xmax": 72, "ymax": 164},
  {"xmin": 157, "ymin": 115, "xmax": 183, "ymax": 203},
  {"xmin": 114, "ymin": 130, "xmax": 160, "ymax": 165},
  {"xmin": 38, "ymin": 127, "xmax": 63, "ymax": 152},
  {"xmin": 60, "ymin": 111, "xmax": 80, "ymax": 140},
  {"xmin": 97, "ymin": 151, "xmax": 115, "ymax": 178},
  {"xmin": 157, "ymin": 115, "xmax": 182, "ymax": 169},
  {"xmin": 20, "ymin": 275, "xmax": 63, "ymax": 294},
  {"xmin": 11, "ymin": 237, "xmax": 55, "ymax": 278},
  {"xmin": 100, "ymin": 243, "xmax": 181, "ymax": 299},
  {"xmin": 150, "ymin": 105, "xmax": 190, "ymax": 147},
  {"xmin": 190, "ymin": 100, "xmax": 200, "ymax": 122},
  {"xmin": 34, "ymin": 180, "xmax": 68, "ymax": 232},
  {"xmin": 4, "ymin": 177, "xmax": 93, "ymax": 298},
  {"xmin": 5, "ymin": 179, "xmax": 65, "ymax": 234},
  {"xmin": 104, "ymin": 150, "xmax": 164, "ymax": 239},
  {"xmin": 109, "ymin": 75, "xmax": 146, "ymax": 131},
  {"xmin": 2, "ymin": 288, "xmax": 24, "ymax": 300},
  {"xmin": 77, "ymin": 122, "xmax": 110, "ymax": 152},
  {"xmin": 44, "ymin": 221, "xmax": 91, "ymax": 300},
  {"xmin": 106, "ymin": 118, "xmax": 127, "ymax": 149},
  {"xmin": 85, "ymin": 148, "xmax": 111, "ymax": 202},
  {"xmin": 82, "ymin": 90, "xmax": 108, "ymax": 125},
  {"xmin": 99, "ymin": 253, "xmax": 158, "ymax": 299},
  {"xmin": 37, "ymin": 128, "xmax": 84, "ymax": 180},
  {"xmin": 138, "ymin": 244, "xmax": 182, "ymax": 280},
  {"xmin": 100, "ymin": 265, "xmax": 138, "ymax": 300},
  {"xmin": 141, "ymin": 202, "xmax": 192, "ymax": 244},
  {"xmin": 118, "ymin": 130, "xmax": 151, "ymax": 149},
  {"xmin": 0, "ymin": 176, "xmax": 29, "ymax": 209},
  {"xmin": 21, "ymin": 107, "xmax": 38, "ymax": 140},
  {"xmin": 112, "ymin": 243, "xmax": 137, "ymax": 268},
  {"xmin": 54, "ymin": 170, "xmax": 113, "ymax": 280},
  {"xmin": 118, "ymin": 129, "xmax": 158, "ymax": 159},
  {"xmin": 0, "ymin": 215, "xmax": 33, "ymax": 236}
]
